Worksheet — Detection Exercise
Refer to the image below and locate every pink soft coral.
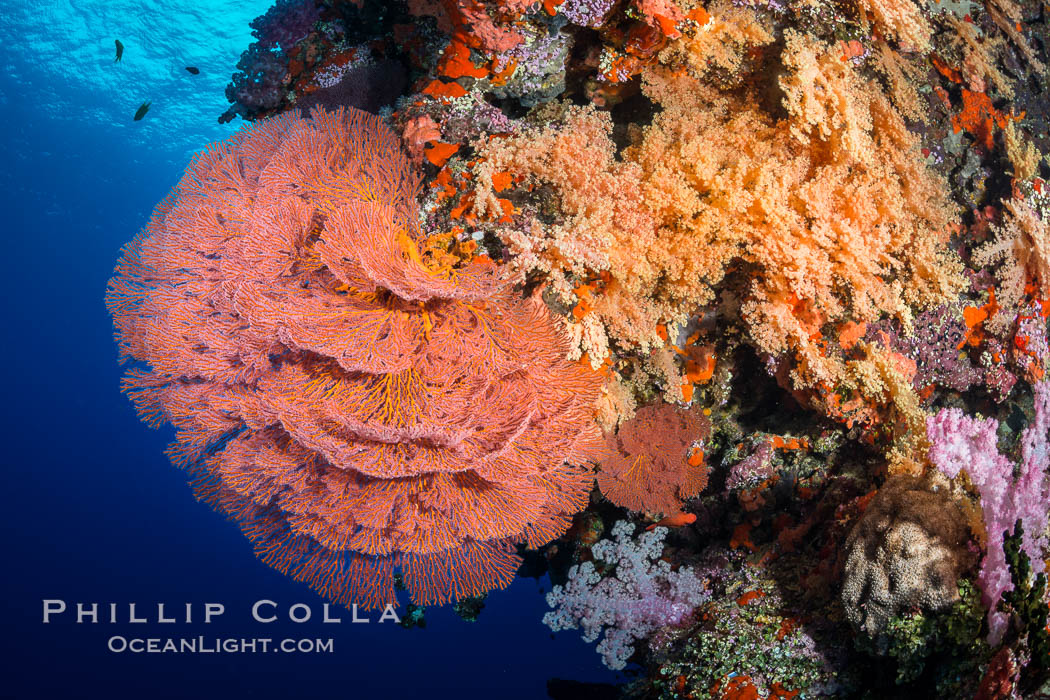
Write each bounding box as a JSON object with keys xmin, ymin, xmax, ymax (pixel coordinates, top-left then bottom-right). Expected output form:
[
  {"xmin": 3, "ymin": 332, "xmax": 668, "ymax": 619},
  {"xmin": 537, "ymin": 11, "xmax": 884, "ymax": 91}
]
[
  {"xmin": 543, "ymin": 520, "xmax": 708, "ymax": 669},
  {"xmin": 926, "ymin": 380, "xmax": 1050, "ymax": 643}
]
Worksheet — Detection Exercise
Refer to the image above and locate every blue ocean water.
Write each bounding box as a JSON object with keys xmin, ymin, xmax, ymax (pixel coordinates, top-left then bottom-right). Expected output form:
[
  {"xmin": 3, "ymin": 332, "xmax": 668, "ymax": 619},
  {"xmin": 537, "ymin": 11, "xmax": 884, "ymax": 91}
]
[{"xmin": 0, "ymin": 1, "xmax": 617, "ymax": 697}]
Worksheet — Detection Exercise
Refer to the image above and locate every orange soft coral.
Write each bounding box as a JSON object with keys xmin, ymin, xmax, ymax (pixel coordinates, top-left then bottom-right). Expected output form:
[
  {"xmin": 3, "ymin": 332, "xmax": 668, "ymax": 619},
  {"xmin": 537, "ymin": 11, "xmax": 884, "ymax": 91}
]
[
  {"xmin": 853, "ymin": 0, "xmax": 931, "ymax": 52},
  {"xmin": 657, "ymin": 0, "xmax": 773, "ymax": 78},
  {"xmin": 974, "ymin": 195, "xmax": 1050, "ymax": 332},
  {"xmin": 477, "ymin": 30, "xmax": 962, "ymax": 391}
]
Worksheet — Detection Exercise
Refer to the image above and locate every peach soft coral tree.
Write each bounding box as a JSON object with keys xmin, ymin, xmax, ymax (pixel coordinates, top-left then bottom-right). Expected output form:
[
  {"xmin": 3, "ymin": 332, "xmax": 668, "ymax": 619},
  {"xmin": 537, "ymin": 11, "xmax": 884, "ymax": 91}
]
[
  {"xmin": 106, "ymin": 105, "xmax": 605, "ymax": 610},
  {"xmin": 475, "ymin": 23, "xmax": 962, "ymax": 399}
]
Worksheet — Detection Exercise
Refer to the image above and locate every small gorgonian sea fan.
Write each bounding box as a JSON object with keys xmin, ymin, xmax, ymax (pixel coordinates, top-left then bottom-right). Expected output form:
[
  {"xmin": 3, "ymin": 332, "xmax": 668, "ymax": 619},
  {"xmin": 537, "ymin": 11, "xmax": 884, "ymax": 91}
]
[
  {"xmin": 596, "ymin": 403, "xmax": 710, "ymax": 515},
  {"xmin": 106, "ymin": 106, "xmax": 604, "ymax": 609}
]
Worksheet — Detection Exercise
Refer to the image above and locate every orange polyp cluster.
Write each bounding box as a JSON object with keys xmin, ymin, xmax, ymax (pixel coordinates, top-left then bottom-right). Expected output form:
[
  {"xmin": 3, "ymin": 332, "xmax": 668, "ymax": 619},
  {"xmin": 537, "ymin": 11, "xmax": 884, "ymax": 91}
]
[
  {"xmin": 1024, "ymin": 282, "xmax": 1050, "ymax": 318},
  {"xmin": 423, "ymin": 78, "xmax": 468, "ymax": 98},
  {"xmin": 572, "ymin": 282, "xmax": 597, "ymax": 320},
  {"xmin": 542, "ymin": 0, "xmax": 565, "ymax": 15},
  {"xmin": 769, "ymin": 435, "xmax": 809, "ymax": 451},
  {"xmin": 931, "ymin": 54, "xmax": 964, "ymax": 83},
  {"xmin": 427, "ymin": 150, "xmax": 519, "ymax": 225},
  {"xmin": 736, "ymin": 590, "xmax": 765, "ymax": 606},
  {"xmin": 438, "ymin": 36, "xmax": 489, "ymax": 79},
  {"xmin": 425, "ymin": 141, "xmax": 460, "ymax": 166},
  {"xmin": 431, "ymin": 167, "xmax": 462, "ymax": 202},
  {"xmin": 659, "ymin": 327, "xmax": 717, "ymax": 403},
  {"xmin": 1010, "ymin": 287, "xmax": 1050, "ymax": 381},
  {"xmin": 491, "ymin": 170, "xmax": 514, "ymax": 191},
  {"xmin": 710, "ymin": 673, "xmax": 761, "ymax": 700},
  {"xmin": 730, "ymin": 522, "xmax": 757, "ymax": 552},
  {"xmin": 416, "ymin": 0, "xmax": 537, "ymax": 100},
  {"xmin": 952, "ymin": 89, "xmax": 1023, "ymax": 150},
  {"xmin": 961, "ymin": 288, "xmax": 1000, "ymax": 348},
  {"xmin": 590, "ymin": 4, "xmax": 697, "ymax": 84},
  {"xmin": 837, "ymin": 321, "xmax": 868, "ymax": 351},
  {"xmin": 685, "ymin": 354, "xmax": 716, "ymax": 384},
  {"xmin": 815, "ymin": 385, "xmax": 879, "ymax": 433},
  {"xmin": 933, "ymin": 54, "xmax": 1024, "ymax": 151}
]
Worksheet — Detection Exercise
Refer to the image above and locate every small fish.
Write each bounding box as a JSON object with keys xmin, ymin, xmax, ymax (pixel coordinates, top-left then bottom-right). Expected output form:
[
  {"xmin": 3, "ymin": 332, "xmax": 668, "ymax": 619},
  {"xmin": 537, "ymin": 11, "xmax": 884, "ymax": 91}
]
[
  {"xmin": 114, "ymin": 39, "xmax": 124, "ymax": 62},
  {"xmin": 646, "ymin": 512, "xmax": 697, "ymax": 531},
  {"xmin": 185, "ymin": 66, "xmax": 200, "ymax": 75},
  {"xmin": 133, "ymin": 101, "xmax": 151, "ymax": 121}
]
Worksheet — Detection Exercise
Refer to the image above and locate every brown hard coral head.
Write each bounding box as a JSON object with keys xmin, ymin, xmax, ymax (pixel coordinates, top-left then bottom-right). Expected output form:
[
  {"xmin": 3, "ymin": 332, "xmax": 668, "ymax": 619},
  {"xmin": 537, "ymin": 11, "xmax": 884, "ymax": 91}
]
[
  {"xmin": 840, "ymin": 474, "xmax": 976, "ymax": 638},
  {"xmin": 107, "ymin": 106, "xmax": 605, "ymax": 610}
]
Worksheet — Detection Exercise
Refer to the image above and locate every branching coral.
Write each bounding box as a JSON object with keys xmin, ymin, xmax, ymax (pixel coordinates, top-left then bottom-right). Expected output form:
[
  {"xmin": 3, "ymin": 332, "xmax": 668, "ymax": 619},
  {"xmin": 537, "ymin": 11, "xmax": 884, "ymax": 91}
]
[
  {"xmin": 597, "ymin": 402, "xmax": 711, "ymax": 516},
  {"xmin": 106, "ymin": 106, "xmax": 604, "ymax": 610}
]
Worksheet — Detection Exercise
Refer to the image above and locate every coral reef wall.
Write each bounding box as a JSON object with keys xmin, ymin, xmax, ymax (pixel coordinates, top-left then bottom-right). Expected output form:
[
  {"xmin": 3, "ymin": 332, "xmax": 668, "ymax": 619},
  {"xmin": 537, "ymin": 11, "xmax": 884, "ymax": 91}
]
[{"xmin": 107, "ymin": 0, "xmax": 1050, "ymax": 695}]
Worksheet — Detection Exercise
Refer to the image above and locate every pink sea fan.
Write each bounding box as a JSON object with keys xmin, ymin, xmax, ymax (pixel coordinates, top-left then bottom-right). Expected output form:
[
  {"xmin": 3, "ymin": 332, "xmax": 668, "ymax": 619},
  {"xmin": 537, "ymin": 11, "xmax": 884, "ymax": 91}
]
[
  {"xmin": 106, "ymin": 106, "xmax": 604, "ymax": 610},
  {"xmin": 597, "ymin": 403, "xmax": 711, "ymax": 516}
]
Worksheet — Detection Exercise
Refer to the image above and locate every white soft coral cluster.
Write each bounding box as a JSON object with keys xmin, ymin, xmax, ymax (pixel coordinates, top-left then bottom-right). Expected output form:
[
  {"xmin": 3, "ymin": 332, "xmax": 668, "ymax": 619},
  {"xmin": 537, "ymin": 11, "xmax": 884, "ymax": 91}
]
[
  {"xmin": 974, "ymin": 190, "xmax": 1050, "ymax": 334},
  {"xmin": 543, "ymin": 521, "xmax": 708, "ymax": 670}
]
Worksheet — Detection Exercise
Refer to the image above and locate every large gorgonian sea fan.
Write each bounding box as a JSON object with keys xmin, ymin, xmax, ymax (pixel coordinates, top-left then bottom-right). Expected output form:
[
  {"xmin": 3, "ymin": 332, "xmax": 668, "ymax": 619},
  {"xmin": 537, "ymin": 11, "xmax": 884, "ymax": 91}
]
[{"xmin": 106, "ymin": 106, "xmax": 604, "ymax": 609}]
